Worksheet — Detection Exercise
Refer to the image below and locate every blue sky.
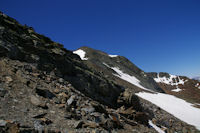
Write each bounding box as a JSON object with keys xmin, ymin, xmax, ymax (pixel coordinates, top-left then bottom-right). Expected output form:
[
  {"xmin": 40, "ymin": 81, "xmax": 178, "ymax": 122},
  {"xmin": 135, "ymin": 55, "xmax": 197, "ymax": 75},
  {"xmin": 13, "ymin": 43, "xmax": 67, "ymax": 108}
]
[{"xmin": 1, "ymin": 0, "xmax": 200, "ymax": 77}]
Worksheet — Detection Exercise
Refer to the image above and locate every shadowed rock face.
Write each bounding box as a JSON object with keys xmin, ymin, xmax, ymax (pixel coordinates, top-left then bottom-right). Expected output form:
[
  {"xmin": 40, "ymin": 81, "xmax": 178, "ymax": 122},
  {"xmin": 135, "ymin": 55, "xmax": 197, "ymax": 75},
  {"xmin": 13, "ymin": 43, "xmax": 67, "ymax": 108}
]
[
  {"xmin": 76, "ymin": 46, "xmax": 164, "ymax": 93},
  {"xmin": 0, "ymin": 12, "xmax": 123, "ymax": 108}
]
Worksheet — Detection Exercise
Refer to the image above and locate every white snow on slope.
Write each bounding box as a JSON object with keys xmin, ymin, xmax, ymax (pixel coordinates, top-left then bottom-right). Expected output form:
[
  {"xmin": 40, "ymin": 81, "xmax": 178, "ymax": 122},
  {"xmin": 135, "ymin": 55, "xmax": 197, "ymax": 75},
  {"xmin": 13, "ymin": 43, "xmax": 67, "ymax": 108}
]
[
  {"xmin": 73, "ymin": 49, "xmax": 88, "ymax": 60},
  {"xmin": 149, "ymin": 120, "xmax": 165, "ymax": 133},
  {"xmin": 171, "ymin": 88, "xmax": 182, "ymax": 92},
  {"xmin": 154, "ymin": 73, "xmax": 185, "ymax": 86},
  {"xmin": 109, "ymin": 54, "xmax": 118, "ymax": 58},
  {"xmin": 103, "ymin": 63, "xmax": 153, "ymax": 92},
  {"xmin": 136, "ymin": 92, "xmax": 200, "ymax": 130}
]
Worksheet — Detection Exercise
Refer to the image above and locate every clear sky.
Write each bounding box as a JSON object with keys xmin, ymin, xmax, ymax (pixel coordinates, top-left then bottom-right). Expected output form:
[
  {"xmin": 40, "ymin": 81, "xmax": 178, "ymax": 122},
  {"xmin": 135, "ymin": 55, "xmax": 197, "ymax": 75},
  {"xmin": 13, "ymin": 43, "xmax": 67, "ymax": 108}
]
[{"xmin": 1, "ymin": 0, "xmax": 200, "ymax": 77}]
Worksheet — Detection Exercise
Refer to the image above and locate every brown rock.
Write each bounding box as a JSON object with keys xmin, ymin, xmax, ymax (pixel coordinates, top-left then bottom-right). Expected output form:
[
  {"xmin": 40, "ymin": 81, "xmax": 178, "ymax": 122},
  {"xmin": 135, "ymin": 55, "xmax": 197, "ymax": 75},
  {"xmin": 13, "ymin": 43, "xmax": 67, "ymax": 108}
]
[
  {"xmin": 5, "ymin": 76, "xmax": 13, "ymax": 83},
  {"xmin": 30, "ymin": 95, "xmax": 41, "ymax": 106},
  {"xmin": 58, "ymin": 104, "xmax": 65, "ymax": 108},
  {"xmin": 83, "ymin": 121, "xmax": 99, "ymax": 128},
  {"xmin": 54, "ymin": 88, "xmax": 60, "ymax": 94},
  {"xmin": 59, "ymin": 92, "xmax": 68, "ymax": 98},
  {"xmin": 6, "ymin": 123, "xmax": 20, "ymax": 133},
  {"xmin": 134, "ymin": 112, "xmax": 149, "ymax": 125},
  {"xmin": 30, "ymin": 95, "xmax": 47, "ymax": 108}
]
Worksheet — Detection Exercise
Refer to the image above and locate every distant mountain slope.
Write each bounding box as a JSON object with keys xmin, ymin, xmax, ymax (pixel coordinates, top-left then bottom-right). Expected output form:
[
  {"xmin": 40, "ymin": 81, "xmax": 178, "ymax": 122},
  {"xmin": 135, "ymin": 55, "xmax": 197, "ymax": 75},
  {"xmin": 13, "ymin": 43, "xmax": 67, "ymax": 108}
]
[
  {"xmin": 193, "ymin": 76, "xmax": 200, "ymax": 81},
  {"xmin": 148, "ymin": 72, "xmax": 200, "ymax": 104},
  {"xmin": 74, "ymin": 47, "xmax": 200, "ymax": 130},
  {"xmin": 74, "ymin": 46, "xmax": 164, "ymax": 93}
]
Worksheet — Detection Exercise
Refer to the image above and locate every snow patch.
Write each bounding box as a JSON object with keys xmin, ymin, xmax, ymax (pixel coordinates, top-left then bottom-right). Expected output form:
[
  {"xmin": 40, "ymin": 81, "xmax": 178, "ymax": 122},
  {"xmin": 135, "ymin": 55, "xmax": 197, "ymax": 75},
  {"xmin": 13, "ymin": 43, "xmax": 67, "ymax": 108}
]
[
  {"xmin": 171, "ymin": 88, "xmax": 182, "ymax": 92},
  {"xmin": 154, "ymin": 73, "xmax": 184, "ymax": 86},
  {"xmin": 195, "ymin": 83, "xmax": 199, "ymax": 87},
  {"xmin": 73, "ymin": 49, "xmax": 88, "ymax": 60},
  {"xmin": 103, "ymin": 63, "xmax": 153, "ymax": 92},
  {"xmin": 149, "ymin": 120, "xmax": 165, "ymax": 133},
  {"xmin": 109, "ymin": 54, "xmax": 118, "ymax": 58},
  {"xmin": 136, "ymin": 92, "xmax": 200, "ymax": 130},
  {"xmin": 195, "ymin": 83, "xmax": 200, "ymax": 89}
]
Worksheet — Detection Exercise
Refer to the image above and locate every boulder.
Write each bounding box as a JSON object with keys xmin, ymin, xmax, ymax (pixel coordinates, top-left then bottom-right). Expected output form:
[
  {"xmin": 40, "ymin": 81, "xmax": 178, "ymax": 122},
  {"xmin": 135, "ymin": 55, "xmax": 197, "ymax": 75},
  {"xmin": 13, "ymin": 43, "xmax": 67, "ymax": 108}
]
[{"xmin": 30, "ymin": 95, "xmax": 47, "ymax": 109}]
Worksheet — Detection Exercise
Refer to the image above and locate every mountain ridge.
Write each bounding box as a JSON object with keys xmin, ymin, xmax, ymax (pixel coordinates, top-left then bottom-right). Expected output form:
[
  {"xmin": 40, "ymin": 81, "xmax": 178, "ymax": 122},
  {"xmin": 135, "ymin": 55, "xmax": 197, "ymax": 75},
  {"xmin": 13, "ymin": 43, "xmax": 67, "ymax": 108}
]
[
  {"xmin": 74, "ymin": 46, "xmax": 164, "ymax": 93},
  {"xmin": 0, "ymin": 11, "xmax": 200, "ymax": 132}
]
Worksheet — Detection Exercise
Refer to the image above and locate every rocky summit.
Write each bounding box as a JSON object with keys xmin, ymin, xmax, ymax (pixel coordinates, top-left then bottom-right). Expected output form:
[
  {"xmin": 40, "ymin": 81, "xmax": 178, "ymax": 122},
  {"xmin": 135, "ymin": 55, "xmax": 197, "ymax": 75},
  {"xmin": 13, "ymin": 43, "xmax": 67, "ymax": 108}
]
[{"xmin": 0, "ymin": 11, "xmax": 200, "ymax": 133}]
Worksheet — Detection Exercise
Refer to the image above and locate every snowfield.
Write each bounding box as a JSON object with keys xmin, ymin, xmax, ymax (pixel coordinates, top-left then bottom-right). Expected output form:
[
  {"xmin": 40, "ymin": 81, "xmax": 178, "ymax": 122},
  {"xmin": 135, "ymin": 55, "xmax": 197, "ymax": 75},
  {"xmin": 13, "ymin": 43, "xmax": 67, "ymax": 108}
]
[
  {"xmin": 136, "ymin": 92, "xmax": 200, "ymax": 130},
  {"xmin": 103, "ymin": 63, "xmax": 200, "ymax": 130},
  {"xmin": 73, "ymin": 49, "xmax": 88, "ymax": 60},
  {"xmin": 103, "ymin": 63, "xmax": 153, "ymax": 92}
]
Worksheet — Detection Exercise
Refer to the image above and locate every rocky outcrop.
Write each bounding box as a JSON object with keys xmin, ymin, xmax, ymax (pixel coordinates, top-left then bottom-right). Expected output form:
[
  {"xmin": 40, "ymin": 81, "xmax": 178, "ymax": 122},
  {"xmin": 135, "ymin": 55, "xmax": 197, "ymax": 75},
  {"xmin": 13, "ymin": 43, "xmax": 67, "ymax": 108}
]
[{"xmin": 0, "ymin": 11, "xmax": 123, "ymax": 108}]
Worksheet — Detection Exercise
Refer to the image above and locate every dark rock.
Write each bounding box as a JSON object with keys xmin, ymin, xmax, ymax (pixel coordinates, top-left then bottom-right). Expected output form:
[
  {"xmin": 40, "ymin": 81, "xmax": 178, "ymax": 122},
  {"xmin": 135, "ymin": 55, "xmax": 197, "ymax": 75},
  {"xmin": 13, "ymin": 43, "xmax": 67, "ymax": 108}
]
[
  {"xmin": 64, "ymin": 114, "xmax": 72, "ymax": 119},
  {"xmin": 35, "ymin": 88, "xmax": 56, "ymax": 99},
  {"xmin": 33, "ymin": 113, "xmax": 47, "ymax": 119},
  {"xmin": 23, "ymin": 65, "xmax": 32, "ymax": 72},
  {"xmin": 74, "ymin": 120, "xmax": 84, "ymax": 129},
  {"xmin": 120, "ymin": 90, "xmax": 143, "ymax": 111},
  {"xmin": 0, "ymin": 88, "xmax": 7, "ymax": 97},
  {"xmin": 26, "ymin": 81, "xmax": 31, "ymax": 86},
  {"xmin": 134, "ymin": 112, "xmax": 149, "ymax": 126},
  {"xmin": 91, "ymin": 102, "xmax": 108, "ymax": 114},
  {"xmin": 40, "ymin": 118, "xmax": 52, "ymax": 125}
]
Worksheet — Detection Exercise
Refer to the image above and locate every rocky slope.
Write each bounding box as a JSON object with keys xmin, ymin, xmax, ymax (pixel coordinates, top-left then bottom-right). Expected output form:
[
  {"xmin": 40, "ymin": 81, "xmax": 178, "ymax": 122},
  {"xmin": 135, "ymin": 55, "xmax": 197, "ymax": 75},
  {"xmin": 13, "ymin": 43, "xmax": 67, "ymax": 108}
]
[
  {"xmin": 73, "ymin": 48, "xmax": 200, "ymax": 132},
  {"xmin": 0, "ymin": 11, "xmax": 200, "ymax": 132}
]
